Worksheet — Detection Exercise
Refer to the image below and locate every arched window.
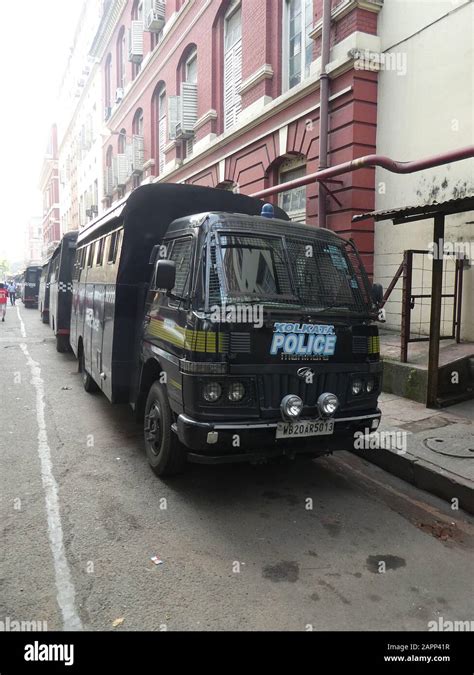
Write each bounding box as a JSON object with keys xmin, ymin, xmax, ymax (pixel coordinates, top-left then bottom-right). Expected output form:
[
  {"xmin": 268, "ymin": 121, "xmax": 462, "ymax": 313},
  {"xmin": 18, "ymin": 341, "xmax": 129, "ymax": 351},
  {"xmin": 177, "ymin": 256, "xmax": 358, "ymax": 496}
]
[
  {"xmin": 104, "ymin": 53, "xmax": 112, "ymax": 113},
  {"xmin": 118, "ymin": 128, "xmax": 127, "ymax": 154},
  {"xmin": 132, "ymin": 108, "xmax": 144, "ymax": 136},
  {"xmin": 116, "ymin": 26, "xmax": 126, "ymax": 91},
  {"xmin": 152, "ymin": 84, "xmax": 167, "ymax": 174},
  {"xmin": 278, "ymin": 157, "xmax": 307, "ymax": 222}
]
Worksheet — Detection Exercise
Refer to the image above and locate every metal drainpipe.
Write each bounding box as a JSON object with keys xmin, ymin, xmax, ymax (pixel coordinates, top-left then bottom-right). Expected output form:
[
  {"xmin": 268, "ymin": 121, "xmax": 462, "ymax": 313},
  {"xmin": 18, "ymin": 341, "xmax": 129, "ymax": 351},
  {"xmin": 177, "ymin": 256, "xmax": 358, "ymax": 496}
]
[
  {"xmin": 250, "ymin": 146, "xmax": 474, "ymax": 200},
  {"xmin": 318, "ymin": 0, "xmax": 332, "ymax": 228}
]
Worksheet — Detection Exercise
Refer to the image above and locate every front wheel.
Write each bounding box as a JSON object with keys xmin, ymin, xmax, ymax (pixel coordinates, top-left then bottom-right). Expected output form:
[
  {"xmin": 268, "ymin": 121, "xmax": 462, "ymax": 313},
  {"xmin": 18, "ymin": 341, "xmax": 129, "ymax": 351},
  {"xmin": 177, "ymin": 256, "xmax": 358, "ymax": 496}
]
[
  {"xmin": 80, "ymin": 351, "xmax": 99, "ymax": 393},
  {"xmin": 144, "ymin": 382, "xmax": 186, "ymax": 476}
]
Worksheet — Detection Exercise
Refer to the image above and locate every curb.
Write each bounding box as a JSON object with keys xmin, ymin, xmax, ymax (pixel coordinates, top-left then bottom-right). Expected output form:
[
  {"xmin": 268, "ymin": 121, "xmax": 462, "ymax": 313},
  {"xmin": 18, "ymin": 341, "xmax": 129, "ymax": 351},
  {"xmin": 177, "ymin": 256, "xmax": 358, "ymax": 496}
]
[{"xmin": 351, "ymin": 446, "xmax": 474, "ymax": 515}]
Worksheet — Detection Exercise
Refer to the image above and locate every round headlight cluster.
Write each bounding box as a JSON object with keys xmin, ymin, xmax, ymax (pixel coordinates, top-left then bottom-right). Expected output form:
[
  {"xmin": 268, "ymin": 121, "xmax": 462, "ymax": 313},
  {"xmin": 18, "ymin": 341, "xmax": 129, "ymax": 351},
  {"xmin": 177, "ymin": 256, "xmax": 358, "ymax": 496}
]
[
  {"xmin": 351, "ymin": 378, "xmax": 364, "ymax": 395},
  {"xmin": 201, "ymin": 381, "xmax": 246, "ymax": 403},
  {"xmin": 280, "ymin": 394, "xmax": 304, "ymax": 420},
  {"xmin": 228, "ymin": 382, "xmax": 245, "ymax": 402},
  {"xmin": 351, "ymin": 377, "xmax": 376, "ymax": 395},
  {"xmin": 202, "ymin": 382, "xmax": 222, "ymax": 402}
]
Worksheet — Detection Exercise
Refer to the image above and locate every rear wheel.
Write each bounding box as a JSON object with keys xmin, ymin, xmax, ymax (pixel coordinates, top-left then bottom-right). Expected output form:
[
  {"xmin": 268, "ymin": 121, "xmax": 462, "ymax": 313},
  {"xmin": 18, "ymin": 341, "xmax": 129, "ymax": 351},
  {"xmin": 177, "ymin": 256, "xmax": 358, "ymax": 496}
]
[
  {"xmin": 80, "ymin": 351, "xmax": 99, "ymax": 393},
  {"xmin": 56, "ymin": 334, "xmax": 70, "ymax": 353},
  {"xmin": 144, "ymin": 382, "xmax": 186, "ymax": 476}
]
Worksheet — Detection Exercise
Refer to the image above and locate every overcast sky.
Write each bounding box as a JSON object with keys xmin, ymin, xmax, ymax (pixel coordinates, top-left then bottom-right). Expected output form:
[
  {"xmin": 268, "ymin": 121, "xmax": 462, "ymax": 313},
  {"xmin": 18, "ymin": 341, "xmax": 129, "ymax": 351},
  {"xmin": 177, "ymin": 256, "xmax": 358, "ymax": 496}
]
[{"xmin": 0, "ymin": 0, "xmax": 84, "ymax": 263}]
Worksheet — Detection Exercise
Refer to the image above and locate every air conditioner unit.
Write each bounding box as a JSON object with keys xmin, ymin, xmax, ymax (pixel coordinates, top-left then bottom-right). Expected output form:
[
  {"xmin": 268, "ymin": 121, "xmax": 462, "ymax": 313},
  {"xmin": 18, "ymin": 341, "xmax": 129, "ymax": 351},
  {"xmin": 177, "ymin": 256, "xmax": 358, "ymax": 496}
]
[
  {"xmin": 145, "ymin": 2, "xmax": 165, "ymax": 32},
  {"xmin": 175, "ymin": 122, "xmax": 194, "ymax": 141},
  {"xmin": 128, "ymin": 21, "xmax": 143, "ymax": 63},
  {"xmin": 104, "ymin": 106, "xmax": 112, "ymax": 121},
  {"xmin": 115, "ymin": 87, "xmax": 124, "ymax": 103}
]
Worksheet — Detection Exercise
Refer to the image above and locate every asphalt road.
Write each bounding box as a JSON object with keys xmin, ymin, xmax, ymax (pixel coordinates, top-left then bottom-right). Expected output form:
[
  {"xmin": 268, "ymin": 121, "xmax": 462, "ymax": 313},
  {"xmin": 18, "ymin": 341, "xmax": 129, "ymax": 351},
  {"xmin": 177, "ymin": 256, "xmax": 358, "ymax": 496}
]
[{"xmin": 1, "ymin": 301, "xmax": 473, "ymax": 631}]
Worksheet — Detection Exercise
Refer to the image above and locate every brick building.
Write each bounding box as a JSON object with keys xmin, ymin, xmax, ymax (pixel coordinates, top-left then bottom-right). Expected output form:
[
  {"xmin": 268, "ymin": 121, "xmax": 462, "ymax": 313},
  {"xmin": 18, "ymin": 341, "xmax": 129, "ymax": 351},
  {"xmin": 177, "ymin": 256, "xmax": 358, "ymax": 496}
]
[
  {"xmin": 92, "ymin": 0, "xmax": 383, "ymax": 275},
  {"xmin": 38, "ymin": 125, "xmax": 61, "ymax": 259}
]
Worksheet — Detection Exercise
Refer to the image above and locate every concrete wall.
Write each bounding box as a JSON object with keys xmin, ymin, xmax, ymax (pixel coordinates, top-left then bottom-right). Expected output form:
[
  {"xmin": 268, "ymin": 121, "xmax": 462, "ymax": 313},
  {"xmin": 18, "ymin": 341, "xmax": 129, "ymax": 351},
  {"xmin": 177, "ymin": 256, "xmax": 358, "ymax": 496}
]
[{"xmin": 374, "ymin": 0, "xmax": 474, "ymax": 340}]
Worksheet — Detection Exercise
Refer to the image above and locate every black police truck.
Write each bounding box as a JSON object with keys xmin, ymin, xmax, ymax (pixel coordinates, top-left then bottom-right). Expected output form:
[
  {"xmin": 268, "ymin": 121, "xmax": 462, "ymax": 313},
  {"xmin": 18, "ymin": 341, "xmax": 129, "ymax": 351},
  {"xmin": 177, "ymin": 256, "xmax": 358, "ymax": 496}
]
[
  {"xmin": 70, "ymin": 184, "xmax": 382, "ymax": 476},
  {"xmin": 48, "ymin": 231, "xmax": 78, "ymax": 352}
]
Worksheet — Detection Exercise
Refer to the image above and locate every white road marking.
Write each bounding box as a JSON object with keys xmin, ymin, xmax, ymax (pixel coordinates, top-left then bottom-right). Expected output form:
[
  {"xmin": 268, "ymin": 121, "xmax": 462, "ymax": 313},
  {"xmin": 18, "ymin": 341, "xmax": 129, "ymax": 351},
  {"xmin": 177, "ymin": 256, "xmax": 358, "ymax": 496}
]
[{"xmin": 16, "ymin": 306, "xmax": 83, "ymax": 631}]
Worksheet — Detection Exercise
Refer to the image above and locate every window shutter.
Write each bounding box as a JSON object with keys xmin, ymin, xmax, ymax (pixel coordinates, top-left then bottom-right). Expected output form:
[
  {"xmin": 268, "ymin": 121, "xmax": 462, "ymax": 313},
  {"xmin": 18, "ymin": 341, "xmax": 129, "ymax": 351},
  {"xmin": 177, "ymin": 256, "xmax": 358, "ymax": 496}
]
[
  {"xmin": 224, "ymin": 36, "xmax": 242, "ymax": 131},
  {"xmin": 180, "ymin": 82, "xmax": 198, "ymax": 132},
  {"xmin": 159, "ymin": 116, "xmax": 167, "ymax": 173},
  {"xmin": 129, "ymin": 21, "xmax": 144, "ymax": 62},
  {"xmin": 223, "ymin": 48, "xmax": 234, "ymax": 130},
  {"xmin": 168, "ymin": 96, "xmax": 180, "ymax": 140}
]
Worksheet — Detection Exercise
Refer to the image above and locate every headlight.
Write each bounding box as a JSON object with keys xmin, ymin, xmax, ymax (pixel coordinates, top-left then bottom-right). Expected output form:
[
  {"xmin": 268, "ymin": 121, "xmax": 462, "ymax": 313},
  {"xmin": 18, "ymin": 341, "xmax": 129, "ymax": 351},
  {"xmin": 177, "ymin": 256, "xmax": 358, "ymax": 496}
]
[
  {"xmin": 366, "ymin": 377, "xmax": 375, "ymax": 393},
  {"xmin": 202, "ymin": 382, "xmax": 222, "ymax": 402},
  {"xmin": 280, "ymin": 394, "xmax": 303, "ymax": 420},
  {"xmin": 351, "ymin": 378, "xmax": 364, "ymax": 395},
  {"xmin": 317, "ymin": 393, "xmax": 339, "ymax": 417},
  {"xmin": 228, "ymin": 382, "xmax": 245, "ymax": 402}
]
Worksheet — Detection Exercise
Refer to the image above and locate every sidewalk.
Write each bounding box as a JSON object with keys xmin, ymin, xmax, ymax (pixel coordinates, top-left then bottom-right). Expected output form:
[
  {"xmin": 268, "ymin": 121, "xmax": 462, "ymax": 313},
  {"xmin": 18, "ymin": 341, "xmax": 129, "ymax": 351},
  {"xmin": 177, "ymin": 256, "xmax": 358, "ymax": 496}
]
[{"xmin": 352, "ymin": 392, "xmax": 474, "ymax": 515}]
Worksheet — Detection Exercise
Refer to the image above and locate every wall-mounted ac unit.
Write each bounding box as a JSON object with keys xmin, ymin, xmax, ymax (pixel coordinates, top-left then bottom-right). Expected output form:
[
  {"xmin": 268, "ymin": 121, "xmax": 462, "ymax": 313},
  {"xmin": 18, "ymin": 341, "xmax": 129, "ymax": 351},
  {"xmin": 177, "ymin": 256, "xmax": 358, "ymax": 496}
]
[
  {"xmin": 145, "ymin": 1, "xmax": 165, "ymax": 32},
  {"xmin": 112, "ymin": 154, "xmax": 129, "ymax": 187},
  {"xmin": 128, "ymin": 21, "xmax": 143, "ymax": 63},
  {"xmin": 115, "ymin": 88, "xmax": 124, "ymax": 103}
]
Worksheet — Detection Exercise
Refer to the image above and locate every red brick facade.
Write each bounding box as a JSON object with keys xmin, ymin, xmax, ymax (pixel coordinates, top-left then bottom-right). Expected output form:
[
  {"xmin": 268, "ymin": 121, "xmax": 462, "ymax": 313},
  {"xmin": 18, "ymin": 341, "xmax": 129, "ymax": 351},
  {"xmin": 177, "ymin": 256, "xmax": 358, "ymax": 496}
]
[{"xmin": 99, "ymin": 0, "xmax": 381, "ymax": 274}]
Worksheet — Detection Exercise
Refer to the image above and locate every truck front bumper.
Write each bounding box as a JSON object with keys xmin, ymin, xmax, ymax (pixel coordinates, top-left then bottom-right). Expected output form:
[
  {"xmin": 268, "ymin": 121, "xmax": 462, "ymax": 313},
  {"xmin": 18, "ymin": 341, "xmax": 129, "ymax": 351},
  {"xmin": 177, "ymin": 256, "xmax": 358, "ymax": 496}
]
[{"xmin": 176, "ymin": 409, "xmax": 382, "ymax": 464}]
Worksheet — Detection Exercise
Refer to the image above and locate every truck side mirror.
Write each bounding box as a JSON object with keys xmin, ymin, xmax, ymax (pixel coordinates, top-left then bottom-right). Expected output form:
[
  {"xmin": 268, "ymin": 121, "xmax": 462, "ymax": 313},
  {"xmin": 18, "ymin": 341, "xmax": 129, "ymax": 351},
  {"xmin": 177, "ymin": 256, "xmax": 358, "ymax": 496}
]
[
  {"xmin": 371, "ymin": 282, "xmax": 383, "ymax": 305},
  {"xmin": 149, "ymin": 245, "xmax": 160, "ymax": 265},
  {"xmin": 155, "ymin": 260, "xmax": 176, "ymax": 291}
]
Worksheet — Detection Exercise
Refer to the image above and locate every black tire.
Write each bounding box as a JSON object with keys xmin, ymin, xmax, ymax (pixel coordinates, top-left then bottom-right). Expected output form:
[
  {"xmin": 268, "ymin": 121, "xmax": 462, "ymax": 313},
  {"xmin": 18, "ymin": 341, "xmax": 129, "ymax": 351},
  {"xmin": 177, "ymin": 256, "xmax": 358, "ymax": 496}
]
[
  {"xmin": 56, "ymin": 334, "xmax": 70, "ymax": 353},
  {"xmin": 80, "ymin": 351, "xmax": 99, "ymax": 393},
  {"xmin": 144, "ymin": 382, "xmax": 186, "ymax": 476}
]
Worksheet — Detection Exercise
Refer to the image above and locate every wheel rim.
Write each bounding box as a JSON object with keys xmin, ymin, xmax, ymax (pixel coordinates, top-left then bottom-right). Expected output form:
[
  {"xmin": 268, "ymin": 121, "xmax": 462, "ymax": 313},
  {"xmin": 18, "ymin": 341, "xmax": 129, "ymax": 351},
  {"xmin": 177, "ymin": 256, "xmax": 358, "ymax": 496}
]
[{"xmin": 145, "ymin": 401, "xmax": 162, "ymax": 457}]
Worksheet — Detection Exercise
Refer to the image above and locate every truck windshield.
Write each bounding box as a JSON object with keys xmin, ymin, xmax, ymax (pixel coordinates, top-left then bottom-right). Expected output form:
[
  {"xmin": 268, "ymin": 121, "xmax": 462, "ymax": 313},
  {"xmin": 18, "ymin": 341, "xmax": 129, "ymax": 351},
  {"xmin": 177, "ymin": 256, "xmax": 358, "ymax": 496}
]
[{"xmin": 211, "ymin": 232, "xmax": 371, "ymax": 315}]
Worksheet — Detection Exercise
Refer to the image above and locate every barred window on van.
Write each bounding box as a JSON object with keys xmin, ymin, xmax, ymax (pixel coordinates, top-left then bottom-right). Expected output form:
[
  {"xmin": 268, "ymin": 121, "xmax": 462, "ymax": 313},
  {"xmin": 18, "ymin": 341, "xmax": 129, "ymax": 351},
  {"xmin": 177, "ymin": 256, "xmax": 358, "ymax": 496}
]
[{"xmin": 169, "ymin": 238, "xmax": 193, "ymax": 296}]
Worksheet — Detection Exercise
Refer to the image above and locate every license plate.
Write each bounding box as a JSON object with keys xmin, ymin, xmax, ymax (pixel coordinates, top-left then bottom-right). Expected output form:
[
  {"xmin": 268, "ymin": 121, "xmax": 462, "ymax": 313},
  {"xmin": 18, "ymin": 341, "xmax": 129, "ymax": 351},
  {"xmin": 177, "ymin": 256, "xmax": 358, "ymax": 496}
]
[{"xmin": 276, "ymin": 419, "xmax": 334, "ymax": 439}]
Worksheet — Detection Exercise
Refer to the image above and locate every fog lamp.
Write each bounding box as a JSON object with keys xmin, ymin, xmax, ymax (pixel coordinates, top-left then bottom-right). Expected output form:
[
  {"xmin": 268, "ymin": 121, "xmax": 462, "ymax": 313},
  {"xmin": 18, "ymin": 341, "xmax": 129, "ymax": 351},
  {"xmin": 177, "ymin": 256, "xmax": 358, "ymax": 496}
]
[
  {"xmin": 317, "ymin": 393, "xmax": 339, "ymax": 417},
  {"xmin": 280, "ymin": 394, "xmax": 303, "ymax": 420}
]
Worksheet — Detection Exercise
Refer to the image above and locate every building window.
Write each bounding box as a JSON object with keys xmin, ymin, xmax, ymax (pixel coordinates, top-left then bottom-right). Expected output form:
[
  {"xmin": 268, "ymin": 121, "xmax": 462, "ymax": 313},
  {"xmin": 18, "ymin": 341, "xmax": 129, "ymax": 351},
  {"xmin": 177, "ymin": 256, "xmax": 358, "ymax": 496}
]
[
  {"xmin": 224, "ymin": 3, "xmax": 242, "ymax": 131},
  {"xmin": 131, "ymin": 0, "xmax": 144, "ymax": 80},
  {"xmin": 105, "ymin": 53, "xmax": 112, "ymax": 112},
  {"xmin": 184, "ymin": 49, "xmax": 197, "ymax": 157},
  {"xmin": 117, "ymin": 27, "xmax": 126, "ymax": 91},
  {"xmin": 278, "ymin": 160, "xmax": 307, "ymax": 222},
  {"xmin": 132, "ymin": 108, "xmax": 144, "ymax": 136},
  {"xmin": 158, "ymin": 87, "xmax": 167, "ymax": 174},
  {"xmin": 285, "ymin": 0, "xmax": 313, "ymax": 90},
  {"xmin": 118, "ymin": 128, "xmax": 126, "ymax": 154}
]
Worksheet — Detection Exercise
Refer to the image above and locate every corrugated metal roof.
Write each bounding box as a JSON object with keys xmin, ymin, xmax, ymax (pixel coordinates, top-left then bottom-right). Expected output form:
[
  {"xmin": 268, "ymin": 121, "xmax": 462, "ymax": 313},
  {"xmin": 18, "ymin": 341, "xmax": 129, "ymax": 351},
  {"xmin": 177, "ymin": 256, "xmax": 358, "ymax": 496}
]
[{"xmin": 352, "ymin": 195, "xmax": 474, "ymax": 223}]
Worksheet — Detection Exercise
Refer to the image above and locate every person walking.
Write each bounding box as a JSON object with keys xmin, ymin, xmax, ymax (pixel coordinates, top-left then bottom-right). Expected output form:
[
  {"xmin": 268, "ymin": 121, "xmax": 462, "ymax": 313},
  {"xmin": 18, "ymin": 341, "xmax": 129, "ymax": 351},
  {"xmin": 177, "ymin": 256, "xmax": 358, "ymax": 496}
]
[
  {"xmin": 0, "ymin": 283, "xmax": 8, "ymax": 321},
  {"xmin": 8, "ymin": 281, "xmax": 16, "ymax": 306}
]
